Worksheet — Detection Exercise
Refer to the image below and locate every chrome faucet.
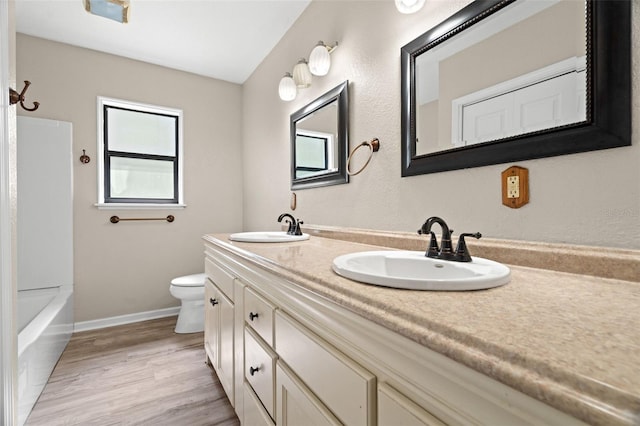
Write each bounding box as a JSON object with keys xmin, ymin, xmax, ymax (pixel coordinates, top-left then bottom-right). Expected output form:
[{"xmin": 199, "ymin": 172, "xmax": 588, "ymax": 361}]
[
  {"xmin": 418, "ymin": 216, "xmax": 481, "ymax": 262},
  {"xmin": 277, "ymin": 213, "xmax": 304, "ymax": 236}
]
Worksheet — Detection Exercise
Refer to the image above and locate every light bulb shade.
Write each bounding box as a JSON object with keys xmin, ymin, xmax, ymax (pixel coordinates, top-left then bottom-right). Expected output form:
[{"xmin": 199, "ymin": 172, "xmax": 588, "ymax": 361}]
[
  {"xmin": 395, "ymin": 0, "xmax": 425, "ymax": 14},
  {"xmin": 292, "ymin": 59, "xmax": 312, "ymax": 88},
  {"xmin": 309, "ymin": 42, "xmax": 331, "ymax": 76},
  {"xmin": 279, "ymin": 73, "xmax": 297, "ymax": 101}
]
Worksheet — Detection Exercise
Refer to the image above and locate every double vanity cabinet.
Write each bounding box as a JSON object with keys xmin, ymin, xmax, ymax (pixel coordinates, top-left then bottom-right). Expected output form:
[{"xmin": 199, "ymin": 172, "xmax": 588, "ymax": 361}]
[
  {"xmin": 205, "ymin": 244, "xmax": 376, "ymax": 426},
  {"xmin": 201, "ymin": 233, "xmax": 601, "ymax": 426}
]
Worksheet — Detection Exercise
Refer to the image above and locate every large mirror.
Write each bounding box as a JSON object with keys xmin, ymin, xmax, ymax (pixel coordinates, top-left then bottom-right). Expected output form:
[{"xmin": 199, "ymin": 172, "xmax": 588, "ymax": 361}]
[
  {"xmin": 401, "ymin": 0, "xmax": 631, "ymax": 176},
  {"xmin": 291, "ymin": 81, "xmax": 349, "ymax": 190}
]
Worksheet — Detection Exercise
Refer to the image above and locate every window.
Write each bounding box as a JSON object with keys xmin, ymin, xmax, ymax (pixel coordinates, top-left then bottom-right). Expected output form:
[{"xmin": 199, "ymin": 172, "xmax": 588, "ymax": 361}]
[
  {"xmin": 97, "ymin": 97, "xmax": 183, "ymax": 207},
  {"xmin": 294, "ymin": 130, "xmax": 336, "ymax": 179}
]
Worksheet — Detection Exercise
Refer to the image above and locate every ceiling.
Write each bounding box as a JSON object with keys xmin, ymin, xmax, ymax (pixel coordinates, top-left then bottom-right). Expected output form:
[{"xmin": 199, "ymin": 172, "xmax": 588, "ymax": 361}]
[{"xmin": 15, "ymin": 0, "xmax": 311, "ymax": 84}]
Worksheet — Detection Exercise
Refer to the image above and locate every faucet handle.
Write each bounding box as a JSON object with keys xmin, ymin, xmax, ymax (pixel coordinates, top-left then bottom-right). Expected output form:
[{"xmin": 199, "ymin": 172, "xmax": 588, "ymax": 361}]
[
  {"xmin": 454, "ymin": 232, "xmax": 482, "ymax": 262},
  {"xmin": 426, "ymin": 231, "xmax": 440, "ymax": 258},
  {"xmin": 292, "ymin": 220, "xmax": 304, "ymax": 236},
  {"xmin": 418, "ymin": 229, "xmax": 440, "ymax": 258}
]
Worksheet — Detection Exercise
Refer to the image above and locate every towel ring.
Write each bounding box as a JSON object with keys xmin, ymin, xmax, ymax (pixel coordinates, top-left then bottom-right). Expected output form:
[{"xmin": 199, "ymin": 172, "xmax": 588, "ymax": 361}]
[{"xmin": 347, "ymin": 138, "xmax": 380, "ymax": 176}]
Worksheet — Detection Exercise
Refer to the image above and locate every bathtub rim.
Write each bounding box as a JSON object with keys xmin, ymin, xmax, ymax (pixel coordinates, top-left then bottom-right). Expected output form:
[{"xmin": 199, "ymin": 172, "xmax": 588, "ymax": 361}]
[{"xmin": 17, "ymin": 286, "xmax": 73, "ymax": 358}]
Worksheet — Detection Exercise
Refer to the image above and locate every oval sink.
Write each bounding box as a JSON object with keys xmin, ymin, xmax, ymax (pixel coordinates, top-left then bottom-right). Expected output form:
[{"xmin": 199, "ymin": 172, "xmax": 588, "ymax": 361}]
[
  {"xmin": 332, "ymin": 251, "xmax": 510, "ymax": 291},
  {"xmin": 229, "ymin": 231, "xmax": 310, "ymax": 243}
]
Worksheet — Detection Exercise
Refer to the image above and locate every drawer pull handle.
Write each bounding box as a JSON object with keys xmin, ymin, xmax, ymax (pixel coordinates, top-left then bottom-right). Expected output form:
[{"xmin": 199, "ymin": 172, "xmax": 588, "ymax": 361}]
[
  {"xmin": 209, "ymin": 298, "xmax": 218, "ymax": 306},
  {"xmin": 249, "ymin": 366, "xmax": 260, "ymax": 376},
  {"xmin": 249, "ymin": 312, "xmax": 259, "ymax": 321}
]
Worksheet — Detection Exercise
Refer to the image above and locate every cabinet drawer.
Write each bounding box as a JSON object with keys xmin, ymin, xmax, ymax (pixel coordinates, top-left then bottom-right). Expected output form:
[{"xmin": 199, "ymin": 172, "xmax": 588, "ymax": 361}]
[
  {"xmin": 244, "ymin": 382, "xmax": 275, "ymax": 426},
  {"xmin": 245, "ymin": 327, "xmax": 277, "ymax": 419},
  {"xmin": 205, "ymin": 256, "xmax": 234, "ymax": 301},
  {"xmin": 378, "ymin": 383, "xmax": 445, "ymax": 426},
  {"xmin": 245, "ymin": 286, "xmax": 276, "ymax": 346},
  {"xmin": 275, "ymin": 311, "xmax": 375, "ymax": 426}
]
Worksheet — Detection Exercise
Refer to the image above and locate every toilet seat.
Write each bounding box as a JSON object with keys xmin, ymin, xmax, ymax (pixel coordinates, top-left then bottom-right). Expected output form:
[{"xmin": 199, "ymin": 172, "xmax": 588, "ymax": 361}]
[{"xmin": 171, "ymin": 272, "xmax": 205, "ymax": 287}]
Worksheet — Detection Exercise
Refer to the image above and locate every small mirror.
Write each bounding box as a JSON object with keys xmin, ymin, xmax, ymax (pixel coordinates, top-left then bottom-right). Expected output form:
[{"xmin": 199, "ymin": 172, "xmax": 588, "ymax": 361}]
[
  {"xmin": 401, "ymin": 0, "xmax": 631, "ymax": 176},
  {"xmin": 291, "ymin": 81, "xmax": 349, "ymax": 190}
]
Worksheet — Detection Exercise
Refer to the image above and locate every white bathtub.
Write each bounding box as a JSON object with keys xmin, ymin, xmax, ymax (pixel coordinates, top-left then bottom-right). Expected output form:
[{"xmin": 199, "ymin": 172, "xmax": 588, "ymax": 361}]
[{"xmin": 17, "ymin": 286, "xmax": 74, "ymax": 426}]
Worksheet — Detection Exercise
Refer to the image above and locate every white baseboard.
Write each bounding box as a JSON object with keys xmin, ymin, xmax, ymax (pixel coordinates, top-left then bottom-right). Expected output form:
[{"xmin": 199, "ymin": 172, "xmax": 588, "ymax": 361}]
[{"xmin": 73, "ymin": 306, "xmax": 180, "ymax": 333}]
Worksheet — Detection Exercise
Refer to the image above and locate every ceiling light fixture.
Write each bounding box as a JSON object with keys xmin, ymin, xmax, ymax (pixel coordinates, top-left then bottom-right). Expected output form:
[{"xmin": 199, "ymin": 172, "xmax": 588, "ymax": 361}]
[
  {"xmin": 83, "ymin": 0, "xmax": 130, "ymax": 23},
  {"xmin": 395, "ymin": 0, "xmax": 425, "ymax": 14}
]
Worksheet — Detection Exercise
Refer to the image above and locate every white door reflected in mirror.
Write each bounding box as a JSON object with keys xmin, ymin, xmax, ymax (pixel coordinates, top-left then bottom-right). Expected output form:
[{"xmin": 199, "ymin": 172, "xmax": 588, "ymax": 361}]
[{"xmin": 414, "ymin": 0, "xmax": 587, "ymax": 156}]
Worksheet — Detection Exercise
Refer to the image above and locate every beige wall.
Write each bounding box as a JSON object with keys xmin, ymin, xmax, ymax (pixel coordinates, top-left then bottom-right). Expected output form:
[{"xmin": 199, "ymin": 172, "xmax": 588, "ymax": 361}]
[
  {"xmin": 17, "ymin": 35, "xmax": 243, "ymax": 322},
  {"xmin": 243, "ymin": 0, "xmax": 640, "ymax": 249},
  {"xmin": 11, "ymin": 1, "xmax": 640, "ymax": 324}
]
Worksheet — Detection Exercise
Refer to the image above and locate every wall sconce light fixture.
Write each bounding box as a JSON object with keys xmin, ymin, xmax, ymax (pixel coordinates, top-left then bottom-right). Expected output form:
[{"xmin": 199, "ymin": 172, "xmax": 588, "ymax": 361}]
[
  {"xmin": 395, "ymin": 0, "xmax": 425, "ymax": 14},
  {"xmin": 83, "ymin": 0, "xmax": 130, "ymax": 23},
  {"xmin": 293, "ymin": 59, "xmax": 312, "ymax": 88},
  {"xmin": 278, "ymin": 73, "xmax": 297, "ymax": 101},
  {"xmin": 278, "ymin": 40, "xmax": 339, "ymax": 101},
  {"xmin": 309, "ymin": 41, "xmax": 338, "ymax": 76}
]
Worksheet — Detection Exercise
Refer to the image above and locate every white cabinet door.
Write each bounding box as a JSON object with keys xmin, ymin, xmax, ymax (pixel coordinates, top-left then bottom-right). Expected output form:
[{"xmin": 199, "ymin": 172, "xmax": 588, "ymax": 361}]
[
  {"xmin": 276, "ymin": 362, "xmax": 341, "ymax": 426},
  {"xmin": 234, "ymin": 279, "xmax": 246, "ymax": 419},
  {"xmin": 244, "ymin": 382, "xmax": 275, "ymax": 426},
  {"xmin": 275, "ymin": 311, "xmax": 375, "ymax": 426},
  {"xmin": 204, "ymin": 279, "xmax": 219, "ymax": 368},
  {"xmin": 205, "ymin": 277, "xmax": 235, "ymax": 407},
  {"xmin": 219, "ymin": 288, "xmax": 235, "ymax": 407},
  {"xmin": 378, "ymin": 383, "xmax": 445, "ymax": 426}
]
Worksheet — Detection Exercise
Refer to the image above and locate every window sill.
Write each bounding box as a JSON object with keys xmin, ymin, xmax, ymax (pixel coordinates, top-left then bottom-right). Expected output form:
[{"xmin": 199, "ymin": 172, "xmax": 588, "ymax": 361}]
[{"xmin": 95, "ymin": 203, "xmax": 187, "ymax": 210}]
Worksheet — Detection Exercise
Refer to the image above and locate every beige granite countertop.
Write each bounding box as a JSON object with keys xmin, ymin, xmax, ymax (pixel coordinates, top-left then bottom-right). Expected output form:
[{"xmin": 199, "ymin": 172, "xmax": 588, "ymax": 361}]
[{"xmin": 203, "ymin": 227, "xmax": 640, "ymax": 425}]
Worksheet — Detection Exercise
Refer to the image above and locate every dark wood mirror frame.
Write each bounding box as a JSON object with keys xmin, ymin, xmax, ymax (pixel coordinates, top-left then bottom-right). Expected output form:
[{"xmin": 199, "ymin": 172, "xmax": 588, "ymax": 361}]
[
  {"xmin": 291, "ymin": 81, "xmax": 349, "ymax": 190},
  {"xmin": 401, "ymin": 0, "xmax": 631, "ymax": 177}
]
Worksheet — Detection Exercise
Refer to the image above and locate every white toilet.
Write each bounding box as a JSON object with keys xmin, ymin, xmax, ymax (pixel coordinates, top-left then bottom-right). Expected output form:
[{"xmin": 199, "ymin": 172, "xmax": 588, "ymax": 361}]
[{"xmin": 169, "ymin": 273, "xmax": 206, "ymax": 333}]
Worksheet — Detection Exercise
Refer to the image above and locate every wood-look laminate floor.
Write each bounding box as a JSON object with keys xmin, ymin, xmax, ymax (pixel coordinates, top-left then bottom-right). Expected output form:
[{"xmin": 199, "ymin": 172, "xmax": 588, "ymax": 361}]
[{"xmin": 26, "ymin": 316, "xmax": 239, "ymax": 426}]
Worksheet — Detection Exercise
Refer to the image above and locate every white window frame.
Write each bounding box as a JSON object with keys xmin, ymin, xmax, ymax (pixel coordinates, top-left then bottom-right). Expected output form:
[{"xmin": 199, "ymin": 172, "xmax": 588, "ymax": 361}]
[
  {"xmin": 294, "ymin": 129, "xmax": 336, "ymax": 178},
  {"xmin": 95, "ymin": 96, "xmax": 185, "ymax": 209}
]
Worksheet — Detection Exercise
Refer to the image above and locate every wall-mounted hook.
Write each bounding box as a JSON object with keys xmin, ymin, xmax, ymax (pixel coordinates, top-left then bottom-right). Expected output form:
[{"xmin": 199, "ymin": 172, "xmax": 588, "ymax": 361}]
[
  {"xmin": 79, "ymin": 150, "xmax": 91, "ymax": 164},
  {"xmin": 9, "ymin": 80, "xmax": 40, "ymax": 112}
]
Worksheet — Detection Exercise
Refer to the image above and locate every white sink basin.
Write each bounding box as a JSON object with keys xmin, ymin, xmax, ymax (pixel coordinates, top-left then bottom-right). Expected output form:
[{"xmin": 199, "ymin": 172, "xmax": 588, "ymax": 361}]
[
  {"xmin": 332, "ymin": 251, "xmax": 510, "ymax": 291},
  {"xmin": 228, "ymin": 231, "xmax": 310, "ymax": 243}
]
